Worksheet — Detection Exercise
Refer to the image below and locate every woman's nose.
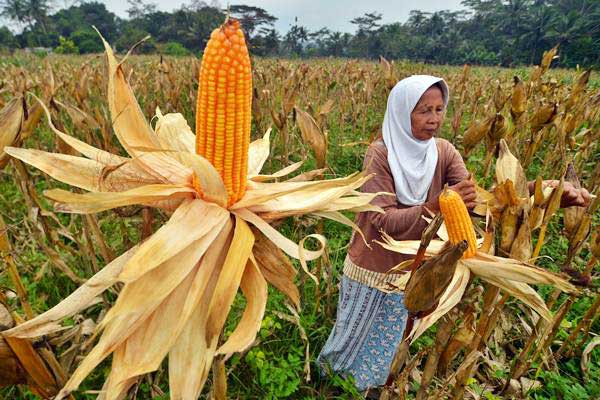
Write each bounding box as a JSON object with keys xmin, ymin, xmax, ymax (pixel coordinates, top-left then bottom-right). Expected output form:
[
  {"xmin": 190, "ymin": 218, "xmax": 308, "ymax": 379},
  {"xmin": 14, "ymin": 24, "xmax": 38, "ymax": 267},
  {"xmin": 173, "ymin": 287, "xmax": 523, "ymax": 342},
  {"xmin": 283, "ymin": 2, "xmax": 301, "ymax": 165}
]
[{"xmin": 430, "ymin": 114, "xmax": 442, "ymax": 124}]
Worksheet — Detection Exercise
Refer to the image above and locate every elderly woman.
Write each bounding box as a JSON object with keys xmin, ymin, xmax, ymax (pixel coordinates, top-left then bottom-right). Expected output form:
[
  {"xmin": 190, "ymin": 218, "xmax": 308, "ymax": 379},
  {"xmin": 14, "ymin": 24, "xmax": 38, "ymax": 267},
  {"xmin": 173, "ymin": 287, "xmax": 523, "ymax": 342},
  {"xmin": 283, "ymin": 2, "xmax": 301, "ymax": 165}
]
[{"xmin": 317, "ymin": 75, "xmax": 591, "ymax": 393}]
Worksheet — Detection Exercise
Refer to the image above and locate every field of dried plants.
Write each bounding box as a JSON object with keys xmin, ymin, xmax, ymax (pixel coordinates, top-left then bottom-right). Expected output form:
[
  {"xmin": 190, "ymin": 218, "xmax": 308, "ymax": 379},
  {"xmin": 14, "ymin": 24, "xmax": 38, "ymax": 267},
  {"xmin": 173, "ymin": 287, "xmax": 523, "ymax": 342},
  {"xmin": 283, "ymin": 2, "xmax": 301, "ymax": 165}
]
[{"xmin": 0, "ymin": 44, "xmax": 599, "ymax": 399}]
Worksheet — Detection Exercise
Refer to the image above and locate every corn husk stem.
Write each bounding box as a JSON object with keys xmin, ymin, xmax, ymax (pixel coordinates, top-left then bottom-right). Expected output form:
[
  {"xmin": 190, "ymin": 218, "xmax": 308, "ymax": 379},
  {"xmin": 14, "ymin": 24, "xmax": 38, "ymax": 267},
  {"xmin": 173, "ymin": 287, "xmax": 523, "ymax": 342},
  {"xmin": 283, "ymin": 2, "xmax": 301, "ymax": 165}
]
[
  {"xmin": 532, "ymin": 223, "xmax": 547, "ymax": 260},
  {"xmin": 557, "ymin": 294, "xmax": 600, "ymax": 359},
  {"xmin": 531, "ymin": 296, "xmax": 575, "ymax": 376},
  {"xmin": 416, "ymin": 314, "xmax": 455, "ymax": 400}
]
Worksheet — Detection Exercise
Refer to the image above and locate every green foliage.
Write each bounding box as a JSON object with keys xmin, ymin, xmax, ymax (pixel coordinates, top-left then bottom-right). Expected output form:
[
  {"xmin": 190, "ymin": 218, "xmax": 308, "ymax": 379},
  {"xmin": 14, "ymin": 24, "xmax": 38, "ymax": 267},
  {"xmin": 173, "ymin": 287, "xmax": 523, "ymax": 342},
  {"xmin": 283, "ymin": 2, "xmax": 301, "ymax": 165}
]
[
  {"xmin": 160, "ymin": 41, "xmax": 190, "ymax": 57},
  {"xmin": 1, "ymin": 1, "xmax": 598, "ymax": 66},
  {"xmin": 70, "ymin": 28, "xmax": 103, "ymax": 53},
  {"xmin": 0, "ymin": 26, "xmax": 17, "ymax": 49},
  {"xmin": 53, "ymin": 35, "xmax": 78, "ymax": 54},
  {"xmin": 114, "ymin": 26, "xmax": 155, "ymax": 53}
]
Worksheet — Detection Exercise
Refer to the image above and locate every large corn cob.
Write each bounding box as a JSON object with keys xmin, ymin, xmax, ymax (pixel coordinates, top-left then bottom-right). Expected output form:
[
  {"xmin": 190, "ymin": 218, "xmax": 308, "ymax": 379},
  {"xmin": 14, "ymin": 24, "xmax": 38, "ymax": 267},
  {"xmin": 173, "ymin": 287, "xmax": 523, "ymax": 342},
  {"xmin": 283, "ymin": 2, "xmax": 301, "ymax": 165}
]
[
  {"xmin": 439, "ymin": 187, "xmax": 477, "ymax": 258},
  {"xmin": 196, "ymin": 19, "xmax": 252, "ymax": 206}
]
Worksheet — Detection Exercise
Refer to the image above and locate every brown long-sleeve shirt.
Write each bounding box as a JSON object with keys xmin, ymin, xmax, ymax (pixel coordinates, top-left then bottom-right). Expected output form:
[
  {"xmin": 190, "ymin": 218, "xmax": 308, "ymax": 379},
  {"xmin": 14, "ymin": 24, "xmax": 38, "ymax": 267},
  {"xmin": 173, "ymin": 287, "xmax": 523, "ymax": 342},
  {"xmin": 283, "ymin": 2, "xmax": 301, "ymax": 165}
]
[{"xmin": 347, "ymin": 138, "xmax": 469, "ymax": 273}]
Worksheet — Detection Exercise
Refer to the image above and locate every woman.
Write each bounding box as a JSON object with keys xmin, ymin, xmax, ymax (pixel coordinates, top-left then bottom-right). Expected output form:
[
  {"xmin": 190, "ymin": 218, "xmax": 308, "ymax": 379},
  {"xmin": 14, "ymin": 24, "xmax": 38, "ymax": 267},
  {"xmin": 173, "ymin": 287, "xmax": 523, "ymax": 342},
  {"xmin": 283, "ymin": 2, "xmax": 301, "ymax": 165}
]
[{"xmin": 317, "ymin": 75, "xmax": 590, "ymax": 392}]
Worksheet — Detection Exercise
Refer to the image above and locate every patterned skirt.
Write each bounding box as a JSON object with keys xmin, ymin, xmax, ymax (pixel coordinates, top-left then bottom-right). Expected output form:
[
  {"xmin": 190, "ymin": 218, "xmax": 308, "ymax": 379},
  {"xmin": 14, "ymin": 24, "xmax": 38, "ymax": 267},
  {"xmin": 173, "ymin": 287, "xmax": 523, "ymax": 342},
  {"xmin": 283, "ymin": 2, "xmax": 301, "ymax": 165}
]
[{"xmin": 317, "ymin": 257, "xmax": 409, "ymax": 391}]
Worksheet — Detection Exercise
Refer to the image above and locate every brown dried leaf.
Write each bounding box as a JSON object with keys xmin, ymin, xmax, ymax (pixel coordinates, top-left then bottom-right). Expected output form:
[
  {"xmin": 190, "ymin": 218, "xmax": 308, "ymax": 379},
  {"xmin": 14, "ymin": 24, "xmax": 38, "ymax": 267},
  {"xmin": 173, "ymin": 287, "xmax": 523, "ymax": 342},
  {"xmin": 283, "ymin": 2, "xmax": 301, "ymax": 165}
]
[
  {"xmin": 496, "ymin": 139, "xmax": 528, "ymax": 199},
  {"xmin": 295, "ymin": 107, "xmax": 327, "ymax": 168},
  {"xmin": 0, "ymin": 97, "xmax": 24, "ymax": 169},
  {"xmin": 510, "ymin": 212, "xmax": 532, "ymax": 262},
  {"xmin": 405, "ymin": 241, "xmax": 468, "ymax": 313},
  {"xmin": 252, "ymin": 230, "xmax": 299, "ymax": 308}
]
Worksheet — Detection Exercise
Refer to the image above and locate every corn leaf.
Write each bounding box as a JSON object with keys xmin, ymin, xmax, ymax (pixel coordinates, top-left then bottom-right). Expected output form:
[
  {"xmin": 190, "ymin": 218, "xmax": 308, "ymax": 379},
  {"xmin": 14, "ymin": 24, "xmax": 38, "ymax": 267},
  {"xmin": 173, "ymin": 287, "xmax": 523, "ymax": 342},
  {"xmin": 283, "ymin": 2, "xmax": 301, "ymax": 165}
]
[{"xmin": 44, "ymin": 184, "xmax": 195, "ymax": 214}]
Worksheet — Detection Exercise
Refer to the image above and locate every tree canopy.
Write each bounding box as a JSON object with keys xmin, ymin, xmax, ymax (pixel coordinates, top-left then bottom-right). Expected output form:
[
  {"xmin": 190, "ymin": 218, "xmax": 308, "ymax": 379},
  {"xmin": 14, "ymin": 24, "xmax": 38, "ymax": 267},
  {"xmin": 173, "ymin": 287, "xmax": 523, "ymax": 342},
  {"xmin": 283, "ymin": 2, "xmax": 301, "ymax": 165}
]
[{"xmin": 0, "ymin": 0, "xmax": 597, "ymax": 67}]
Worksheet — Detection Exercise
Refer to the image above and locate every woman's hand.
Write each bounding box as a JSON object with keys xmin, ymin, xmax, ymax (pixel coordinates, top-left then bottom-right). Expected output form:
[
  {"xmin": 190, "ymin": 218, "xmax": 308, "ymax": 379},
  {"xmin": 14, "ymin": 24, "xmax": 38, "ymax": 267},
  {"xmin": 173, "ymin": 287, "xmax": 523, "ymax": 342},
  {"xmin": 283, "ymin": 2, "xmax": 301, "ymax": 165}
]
[
  {"xmin": 544, "ymin": 180, "xmax": 592, "ymax": 208},
  {"xmin": 426, "ymin": 180, "xmax": 477, "ymax": 211},
  {"xmin": 450, "ymin": 180, "xmax": 477, "ymax": 209}
]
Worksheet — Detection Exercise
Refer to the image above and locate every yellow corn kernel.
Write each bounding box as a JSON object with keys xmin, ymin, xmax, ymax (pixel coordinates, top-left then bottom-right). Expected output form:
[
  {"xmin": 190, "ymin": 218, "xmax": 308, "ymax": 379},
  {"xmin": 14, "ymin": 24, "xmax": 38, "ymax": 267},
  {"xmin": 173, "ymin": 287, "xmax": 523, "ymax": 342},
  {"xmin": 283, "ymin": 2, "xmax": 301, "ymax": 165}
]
[
  {"xmin": 439, "ymin": 187, "xmax": 477, "ymax": 258},
  {"xmin": 196, "ymin": 19, "xmax": 252, "ymax": 206}
]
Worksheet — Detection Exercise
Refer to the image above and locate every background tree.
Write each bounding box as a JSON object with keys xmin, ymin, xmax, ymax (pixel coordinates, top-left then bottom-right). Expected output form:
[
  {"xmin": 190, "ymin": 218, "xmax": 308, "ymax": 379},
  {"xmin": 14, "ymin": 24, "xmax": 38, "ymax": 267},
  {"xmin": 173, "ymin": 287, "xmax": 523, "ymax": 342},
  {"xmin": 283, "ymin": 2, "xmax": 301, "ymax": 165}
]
[
  {"xmin": 229, "ymin": 4, "xmax": 276, "ymax": 40},
  {"xmin": 0, "ymin": 0, "xmax": 597, "ymax": 67},
  {"xmin": 282, "ymin": 20, "xmax": 308, "ymax": 56},
  {"xmin": 126, "ymin": 0, "xmax": 157, "ymax": 20}
]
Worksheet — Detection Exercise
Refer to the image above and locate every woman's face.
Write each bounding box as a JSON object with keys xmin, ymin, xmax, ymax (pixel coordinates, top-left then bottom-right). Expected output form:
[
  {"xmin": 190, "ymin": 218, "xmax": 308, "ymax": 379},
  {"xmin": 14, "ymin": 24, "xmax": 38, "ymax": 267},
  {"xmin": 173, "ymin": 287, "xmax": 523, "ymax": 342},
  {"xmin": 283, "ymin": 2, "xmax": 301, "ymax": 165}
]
[{"xmin": 410, "ymin": 86, "xmax": 445, "ymax": 141}]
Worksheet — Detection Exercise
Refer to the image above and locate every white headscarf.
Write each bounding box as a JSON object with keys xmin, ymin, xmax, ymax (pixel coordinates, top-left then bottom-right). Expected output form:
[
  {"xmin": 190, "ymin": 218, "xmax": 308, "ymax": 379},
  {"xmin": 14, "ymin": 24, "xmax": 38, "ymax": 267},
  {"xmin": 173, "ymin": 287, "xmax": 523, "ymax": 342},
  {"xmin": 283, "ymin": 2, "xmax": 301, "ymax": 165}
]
[{"xmin": 382, "ymin": 75, "xmax": 449, "ymax": 205}]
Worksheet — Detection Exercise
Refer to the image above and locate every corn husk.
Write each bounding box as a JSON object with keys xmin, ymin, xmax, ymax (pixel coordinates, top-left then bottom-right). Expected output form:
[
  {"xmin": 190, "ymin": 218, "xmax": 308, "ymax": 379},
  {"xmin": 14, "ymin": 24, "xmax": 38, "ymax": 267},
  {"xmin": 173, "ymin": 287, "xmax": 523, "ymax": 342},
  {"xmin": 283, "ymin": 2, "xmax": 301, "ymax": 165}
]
[
  {"xmin": 0, "ymin": 97, "xmax": 24, "ymax": 169},
  {"xmin": 404, "ymin": 241, "xmax": 467, "ymax": 313},
  {"xmin": 3, "ymin": 31, "xmax": 377, "ymax": 398},
  {"xmin": 496, "ymin": 139, "xmax": 528, "ymax": 199}
]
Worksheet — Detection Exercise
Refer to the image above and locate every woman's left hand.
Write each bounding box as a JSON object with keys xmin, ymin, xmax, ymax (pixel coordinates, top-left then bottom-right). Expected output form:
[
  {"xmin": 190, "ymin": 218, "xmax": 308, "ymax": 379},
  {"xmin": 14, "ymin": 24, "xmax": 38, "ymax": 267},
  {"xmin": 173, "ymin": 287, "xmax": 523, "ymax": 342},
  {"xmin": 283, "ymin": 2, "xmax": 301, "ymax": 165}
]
[{"xmin": 545, "ymin": 180, "xmax": 592, "ymax": 208}]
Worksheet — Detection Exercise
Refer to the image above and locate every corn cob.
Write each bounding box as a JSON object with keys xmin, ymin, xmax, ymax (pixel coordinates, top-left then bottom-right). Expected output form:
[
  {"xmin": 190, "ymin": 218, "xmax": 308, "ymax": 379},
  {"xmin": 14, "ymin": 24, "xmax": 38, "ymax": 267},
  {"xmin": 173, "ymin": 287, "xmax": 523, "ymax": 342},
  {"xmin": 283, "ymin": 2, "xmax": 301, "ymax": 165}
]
[
  {"xmin": 196, "ymin": 19, "xmax": 252, "ymax": 206},
  {"xmin": 438, "ymin": 187, "xmax": 477, "ymax": 258}
]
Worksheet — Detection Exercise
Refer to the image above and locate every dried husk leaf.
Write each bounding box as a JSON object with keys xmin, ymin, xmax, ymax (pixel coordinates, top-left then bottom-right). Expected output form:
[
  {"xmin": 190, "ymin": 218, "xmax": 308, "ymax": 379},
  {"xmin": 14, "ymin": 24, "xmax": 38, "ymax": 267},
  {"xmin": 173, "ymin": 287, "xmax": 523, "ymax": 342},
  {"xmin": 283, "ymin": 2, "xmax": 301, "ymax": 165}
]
[
  {"xmin": 463, "ymin": 116, "xmax": 493, "ymax": 153},
  {"xmin": 154, "ymin": 108, "xmax": 195, "ymax": 153},
  {"xmin": 4, "ymin": 147, "xmax": 157, "ymax": 193},
  {"xmin": 54, "ymin": 99, "xmax": 100, "ymax": 130},
  {"xmin": 216, "ymin": 255, "xmax": 267, "ymax": 356},
  {"xmin": 253, "ymin": 231, "xmax": 300, "ymax": 308},
  {"xmin": 295, "ymin": 107, "xmax": 327, "ymax": 167},
  {"xmin": 510, "ymin": 212, "xmax": 532, "ymax": 262},
  {"xmin": 44, "ymin": 184, "xmax": 195, "ymax": 214},
  {"xmin": 511, "ymin": 76, "xmax": 527, "ymax": 119},
  {"xmin": 118, "ymin": 199, "xmax": 229, "ymax": 281},
  {"xmin": 246, "ymin": 174, "xmax": 371, "ymax": 218},
  {"xmin": 312, "ymin": 210, "xmax": 368, "ymax": 245},
  {"xmin": 496, "ymin": 139, "xmax": 528, "ymax": 199},
  {"xmin": 98, "ymin": 267, "xmax": 200, "ymax": 398},
  {"xmin": 168, "ymin": 219, "xmax": 233, "ymax": 400},
  {"xmin": 247, "ymin": 129, "xmax": 271, "ymax": 177},
  {"xmin": 581, "ymin": 336, "xmax": 600, "ymax": 380},
  {"xmin": 130, "ymin": 151, "xmax": 193, "ymax": 185},
  {"xmin": 404, "ymin": 241, "xmax": 467, "ymax": 313},
  {"xmin": 377, "ymin": 233, "xmax": 447, "ymax": 257},
  {"xmin": 99, "ymin": 32, "xmax": 162, "ymax": 155},
  {"xmin": 251, "ymin": 160, "xmax": 304, "ymax": 182},
  {"xmin": 234, "ymin": 172, "xmax": 370, "ymax": 213},
  {"xmin": 33, "ymin": 94, "xmax": 128, "ymax": 165},
  {"xmin": 0, "ymin": 97, "xmax": 23, "ymax": 169},
  {"xmin": 529, "ymin": 176, "xmax": 546, "ymax": 230},
  {"xmin": 477, "ymin": 275, "xmax": 551, "ymax": 321},
  {"xmin": 542, "ymin": 177, "xmax": 564, "ymax": 226},
  {"xmin": 409, "ymin": 263, "xmax": 471, "ymax": 341},
  {"xmin": 529, "ymin": 102, "xmax": 556, "ymax": 132},
  {"xmin": 500, "ymin": 206, "xmax": 519, "ymax": 252},
  {"xmin": 58, "ymin": 215, "xmax": 233, "ymax": 398},
  {"xmin": 4, "ymin": 245, "xmax": 138, "ymax": 339},
  {"xmin": 234, "ymin": 208, "xmax": 325, "ymax": 263},
  {"xmin": 463, "ymin": 255, "xmax": 575, "ymax": 293}
]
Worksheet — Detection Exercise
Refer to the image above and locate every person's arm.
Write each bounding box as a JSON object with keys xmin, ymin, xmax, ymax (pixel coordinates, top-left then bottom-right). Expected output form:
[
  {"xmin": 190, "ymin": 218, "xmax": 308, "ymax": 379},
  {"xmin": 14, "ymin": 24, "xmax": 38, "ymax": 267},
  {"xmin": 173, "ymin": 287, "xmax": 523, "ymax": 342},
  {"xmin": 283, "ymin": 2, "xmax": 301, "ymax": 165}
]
[
  {"xmin": 360, "ymin": 145, "xmax": 429, "ymax": 238},
  {"xmin": 527, "ymin": 179, "xmax": 592, "ymax": 208},
  {"xmin": 444, "ymin": 142, "xmax": 469, "ymax": 186},
  {"xmin": 428, "ymin": 141, "xmax": 476, "ymax": 210}
]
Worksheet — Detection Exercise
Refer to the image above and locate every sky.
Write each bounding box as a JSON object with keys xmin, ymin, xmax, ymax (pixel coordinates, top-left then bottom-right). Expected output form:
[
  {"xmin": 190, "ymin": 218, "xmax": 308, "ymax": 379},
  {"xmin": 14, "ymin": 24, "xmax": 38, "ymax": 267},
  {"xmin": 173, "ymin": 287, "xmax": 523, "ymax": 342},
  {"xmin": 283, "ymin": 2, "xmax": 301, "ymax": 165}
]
[{"xmin": 102, "ymin": 0, "xmax": 466, "ymax": 34}]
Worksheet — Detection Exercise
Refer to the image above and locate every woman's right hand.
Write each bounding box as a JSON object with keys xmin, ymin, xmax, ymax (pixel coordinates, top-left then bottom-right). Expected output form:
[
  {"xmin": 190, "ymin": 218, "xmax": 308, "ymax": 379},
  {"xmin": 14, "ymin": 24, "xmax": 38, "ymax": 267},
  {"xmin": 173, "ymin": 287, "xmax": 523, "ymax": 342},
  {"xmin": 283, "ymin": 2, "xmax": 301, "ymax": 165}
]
[
  {"xmin": 450, "ymin": 180, "xmax": 477, "ymax": 208},
  {"xmin": 426, "ymin": 180, "xmax": 477, "ymax": 212}
]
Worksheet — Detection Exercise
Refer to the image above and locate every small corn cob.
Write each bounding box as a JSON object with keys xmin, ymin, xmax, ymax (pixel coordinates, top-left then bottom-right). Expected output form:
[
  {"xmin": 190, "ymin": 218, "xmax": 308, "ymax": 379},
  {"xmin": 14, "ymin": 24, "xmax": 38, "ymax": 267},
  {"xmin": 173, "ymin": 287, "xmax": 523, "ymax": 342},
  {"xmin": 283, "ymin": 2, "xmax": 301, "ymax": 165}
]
[
  {"xmin": 439, "ymin": 187, "xmax": 477, "ymax": 258},
  {"xmin": 196, "ymin": 19, "xmax": 252, "ymax": 206}
]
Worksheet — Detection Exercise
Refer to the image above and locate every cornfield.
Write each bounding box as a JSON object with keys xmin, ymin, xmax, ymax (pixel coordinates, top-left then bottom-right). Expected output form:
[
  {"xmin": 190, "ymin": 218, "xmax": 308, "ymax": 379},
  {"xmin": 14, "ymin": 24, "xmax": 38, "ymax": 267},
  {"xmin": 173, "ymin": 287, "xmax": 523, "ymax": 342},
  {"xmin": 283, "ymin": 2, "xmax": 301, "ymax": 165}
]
[{"xmin": 0, "ymin": 31, "xmax": 599, "ymax": 400}]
